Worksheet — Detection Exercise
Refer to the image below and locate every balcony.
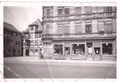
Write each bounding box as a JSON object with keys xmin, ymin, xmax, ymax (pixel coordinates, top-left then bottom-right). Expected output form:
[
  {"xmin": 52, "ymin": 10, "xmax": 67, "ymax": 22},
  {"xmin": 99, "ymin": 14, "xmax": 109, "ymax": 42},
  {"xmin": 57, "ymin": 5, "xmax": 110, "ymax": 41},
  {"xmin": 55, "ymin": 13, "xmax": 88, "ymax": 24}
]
[{"xmin": 42, "ymin": 32, "xmax": 116, "ymax": 41}]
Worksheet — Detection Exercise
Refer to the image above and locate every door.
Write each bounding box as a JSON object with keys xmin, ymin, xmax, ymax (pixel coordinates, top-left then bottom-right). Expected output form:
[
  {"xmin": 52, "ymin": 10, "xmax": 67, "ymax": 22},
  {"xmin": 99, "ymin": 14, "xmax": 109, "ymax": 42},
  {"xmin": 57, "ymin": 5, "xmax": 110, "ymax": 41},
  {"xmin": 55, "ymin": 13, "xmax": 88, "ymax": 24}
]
[{"xmin": 25, "ymin": 50, "xmax": 29, "ymax": 56}]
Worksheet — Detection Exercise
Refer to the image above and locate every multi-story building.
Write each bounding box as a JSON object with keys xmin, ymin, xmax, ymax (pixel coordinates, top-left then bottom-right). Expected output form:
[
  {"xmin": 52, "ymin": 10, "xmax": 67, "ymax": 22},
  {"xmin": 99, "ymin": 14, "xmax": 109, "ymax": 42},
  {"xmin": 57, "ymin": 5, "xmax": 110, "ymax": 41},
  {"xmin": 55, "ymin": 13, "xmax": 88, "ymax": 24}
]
[
  {"xmin": 42, "ymin": 6, "xmax": 116, "ymax": 60},
  {"xmin": 23, "ymin": 19, "xmax": 43, "ymax": 56},
  {"xmin": 4, "ymin": 22, "xmax": 22, "ymax": 57}
]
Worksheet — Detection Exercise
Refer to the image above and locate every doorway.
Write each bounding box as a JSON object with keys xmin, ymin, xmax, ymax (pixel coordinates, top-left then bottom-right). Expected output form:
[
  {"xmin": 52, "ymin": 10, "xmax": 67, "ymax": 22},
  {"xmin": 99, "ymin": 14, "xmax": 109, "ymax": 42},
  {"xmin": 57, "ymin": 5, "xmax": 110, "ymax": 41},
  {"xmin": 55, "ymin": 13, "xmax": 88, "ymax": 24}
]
[
  {"xmin": 102, "ymin": 43, "xmax": 112, "ymax": 55},
  {"xmin": 25, "ymin": 50, "xmax": 29, "ymax": 56},
  {"xmin": 87, "ymin": 42, "xmax": 93, "ymax": 55}
]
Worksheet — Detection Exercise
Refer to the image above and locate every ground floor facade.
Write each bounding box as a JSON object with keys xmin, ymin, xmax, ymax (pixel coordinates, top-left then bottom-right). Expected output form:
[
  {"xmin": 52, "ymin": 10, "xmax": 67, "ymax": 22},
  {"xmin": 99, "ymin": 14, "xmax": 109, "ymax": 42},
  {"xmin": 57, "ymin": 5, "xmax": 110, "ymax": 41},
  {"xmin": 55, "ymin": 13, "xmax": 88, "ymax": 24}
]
[
  {"xmin": 23, "ymin": 46, "xmax": 44, "ymax": 56},
  {"xmin": 43, "ymin": 39, "xmax": 116, "ymax": 60}
]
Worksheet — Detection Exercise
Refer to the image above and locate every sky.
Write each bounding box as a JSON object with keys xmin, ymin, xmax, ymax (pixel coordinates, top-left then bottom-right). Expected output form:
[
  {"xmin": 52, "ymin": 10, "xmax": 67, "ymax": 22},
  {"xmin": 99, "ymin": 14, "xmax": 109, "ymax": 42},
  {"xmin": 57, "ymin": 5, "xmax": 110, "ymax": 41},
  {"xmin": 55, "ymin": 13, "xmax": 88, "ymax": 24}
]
[{"xmin": 4, "ymin": 6, "xmax": 42, "ymax": 32}]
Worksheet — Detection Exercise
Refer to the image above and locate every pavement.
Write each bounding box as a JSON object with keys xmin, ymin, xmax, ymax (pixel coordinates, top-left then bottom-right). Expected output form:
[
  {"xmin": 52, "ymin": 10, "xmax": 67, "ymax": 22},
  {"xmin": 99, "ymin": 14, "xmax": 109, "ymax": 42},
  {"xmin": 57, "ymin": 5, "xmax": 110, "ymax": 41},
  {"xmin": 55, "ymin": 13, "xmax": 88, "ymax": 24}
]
[{"xmin": 4, "ymin": 56, "xmax": 116, "ymax": 65}]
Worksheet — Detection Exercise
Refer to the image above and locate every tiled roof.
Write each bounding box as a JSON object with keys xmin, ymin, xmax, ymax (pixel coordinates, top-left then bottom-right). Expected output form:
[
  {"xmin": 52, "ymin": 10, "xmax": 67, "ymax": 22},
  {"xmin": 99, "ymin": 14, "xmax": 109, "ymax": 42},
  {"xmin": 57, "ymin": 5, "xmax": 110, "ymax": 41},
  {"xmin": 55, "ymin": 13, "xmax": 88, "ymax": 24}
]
[{"xmin": 4, "ymin": 22, "xmax": 21, "ymax": 33}]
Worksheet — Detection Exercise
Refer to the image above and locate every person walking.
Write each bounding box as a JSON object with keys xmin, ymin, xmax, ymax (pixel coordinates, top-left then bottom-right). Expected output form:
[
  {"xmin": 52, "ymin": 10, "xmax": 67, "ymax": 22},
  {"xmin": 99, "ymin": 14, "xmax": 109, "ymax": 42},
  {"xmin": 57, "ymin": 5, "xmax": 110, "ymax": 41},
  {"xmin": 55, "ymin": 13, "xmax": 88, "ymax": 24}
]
[{"xmin": 39, "ymin": 49, "xmax": 44, "ymax": 59}]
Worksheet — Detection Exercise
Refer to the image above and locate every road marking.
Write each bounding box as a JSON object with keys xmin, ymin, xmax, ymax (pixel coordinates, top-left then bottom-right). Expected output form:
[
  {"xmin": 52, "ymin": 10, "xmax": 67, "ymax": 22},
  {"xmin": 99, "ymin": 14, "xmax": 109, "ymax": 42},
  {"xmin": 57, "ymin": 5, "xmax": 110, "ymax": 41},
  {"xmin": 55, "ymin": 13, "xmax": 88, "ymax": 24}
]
[{"xmin": 4, "ymin": 65, "xmax": 21, "ymax": 78}]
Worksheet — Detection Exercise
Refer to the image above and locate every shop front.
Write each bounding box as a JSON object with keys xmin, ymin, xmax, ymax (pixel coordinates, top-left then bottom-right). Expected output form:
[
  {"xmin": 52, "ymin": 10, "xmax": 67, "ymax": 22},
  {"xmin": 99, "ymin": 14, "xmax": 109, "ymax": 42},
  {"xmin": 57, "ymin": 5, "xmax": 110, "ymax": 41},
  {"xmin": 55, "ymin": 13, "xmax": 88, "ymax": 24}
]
[{"xmin": 51, "ymin": 39, "xmax": 116, "ymax": 60}]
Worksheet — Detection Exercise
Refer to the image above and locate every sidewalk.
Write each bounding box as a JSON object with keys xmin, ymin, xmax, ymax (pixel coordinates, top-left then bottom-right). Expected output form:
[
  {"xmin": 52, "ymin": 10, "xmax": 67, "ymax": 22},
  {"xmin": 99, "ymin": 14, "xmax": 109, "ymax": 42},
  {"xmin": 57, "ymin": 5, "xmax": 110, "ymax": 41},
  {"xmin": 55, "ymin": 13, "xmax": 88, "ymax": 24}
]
[{"xmin": 4, "ymin": 56, "xmax": 116, "ymax": 65}]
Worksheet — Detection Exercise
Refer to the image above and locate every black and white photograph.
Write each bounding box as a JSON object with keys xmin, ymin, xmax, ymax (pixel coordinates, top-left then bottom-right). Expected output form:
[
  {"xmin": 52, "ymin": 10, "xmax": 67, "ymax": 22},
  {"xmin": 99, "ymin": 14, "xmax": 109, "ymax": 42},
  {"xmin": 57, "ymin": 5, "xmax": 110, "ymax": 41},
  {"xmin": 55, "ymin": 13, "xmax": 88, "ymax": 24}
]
[{"xmin": 3, "ymin": 5, "xmax": 116, "ymax": 78}]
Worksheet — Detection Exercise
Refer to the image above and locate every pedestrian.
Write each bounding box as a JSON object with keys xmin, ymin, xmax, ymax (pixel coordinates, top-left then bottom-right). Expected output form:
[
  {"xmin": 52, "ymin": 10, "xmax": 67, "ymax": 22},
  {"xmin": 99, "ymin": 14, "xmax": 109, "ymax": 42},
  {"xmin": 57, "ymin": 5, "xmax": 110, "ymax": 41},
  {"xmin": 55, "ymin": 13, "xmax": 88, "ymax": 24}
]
[{"xmin": 39, "ymin": 49, "xmax": 44, "ymax": 59}]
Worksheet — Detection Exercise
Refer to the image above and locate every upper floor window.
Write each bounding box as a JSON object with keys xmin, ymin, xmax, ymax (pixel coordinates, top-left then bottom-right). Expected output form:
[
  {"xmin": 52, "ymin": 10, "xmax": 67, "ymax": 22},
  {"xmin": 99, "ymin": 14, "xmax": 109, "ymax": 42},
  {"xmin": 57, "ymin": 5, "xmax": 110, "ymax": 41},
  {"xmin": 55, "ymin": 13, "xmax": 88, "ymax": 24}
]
[
  {"xmin": 35, "ymin": 33, "xmax": 38, "ymax": 38},
  {"xmin": 84, "ymin": 6, "xmax": 92, "ymax": 14},
  {"xmin": 104, "ymin": 7, "xmax": 112, "ymax": 12},
  {"xmin": 93, "ymin": 7, "xmax": 104, "ymax": 13},
  {"xmin": 58, "ymin": 8, "xmax": 70, "ymax": 16},
  {"xmin": 11, "ymin": 32, "xmax": 13, "ymax": 36},
  {"xmin": 46, "ymin": 23, "xmax": 51, "ymax": 34},
  {"xmin": 16, "ymin": 33, "xmax": 18, "ymax": 36},
  {"xmin": 36, "ymin": 26, "xmax": 38, "ymax": 30},
  {"xmin": 98, "ymin": 21, "xmax": 104, "ymax": 34},
  {"xmin": 18, "ymin": 41, "xmax": 20, "ymax": 45},
  {"xmin": 105, "ymin": 22, "xmax": 113, "ymax": 33},
  {"xmin": 64, "ymin": 21, "xmax": 70, "ymax": 34},
  {"xmin": 75, "ymin": 7, "xmax": 82, "ymax": 14},
  {"xmin": 58, "ymin": 9, "xmax": 63, "ymax": 15},
  {"xmin": 16, "ymin": 41, "xmax": 17, "ymax": 45},
  {"xmin": 75, "ymin": 21, "xmax": 82, "ymax": 33},
  {"xmin": 85, "ymin": 24, "xmax": 92, "ymax": 33},
  {"xmin": 64, "ymin": 8, "xmax": 69, "ymax": 15},
  {"xmin": 31, "ymin": 27, "xmax": 33, "ymax": 30},
  {"xmin": 46, "ymin": 9, "xmax": 50, "ymax": 16}
]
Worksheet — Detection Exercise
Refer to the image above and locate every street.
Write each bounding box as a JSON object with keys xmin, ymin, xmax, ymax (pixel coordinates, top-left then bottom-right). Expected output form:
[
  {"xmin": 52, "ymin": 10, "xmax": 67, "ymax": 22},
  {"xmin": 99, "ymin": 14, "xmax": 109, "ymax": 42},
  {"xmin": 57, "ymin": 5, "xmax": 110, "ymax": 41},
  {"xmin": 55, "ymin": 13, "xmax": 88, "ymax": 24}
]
[{"xmin": 4, "ymin": 57, "xmax": 116, "ymax": 78}]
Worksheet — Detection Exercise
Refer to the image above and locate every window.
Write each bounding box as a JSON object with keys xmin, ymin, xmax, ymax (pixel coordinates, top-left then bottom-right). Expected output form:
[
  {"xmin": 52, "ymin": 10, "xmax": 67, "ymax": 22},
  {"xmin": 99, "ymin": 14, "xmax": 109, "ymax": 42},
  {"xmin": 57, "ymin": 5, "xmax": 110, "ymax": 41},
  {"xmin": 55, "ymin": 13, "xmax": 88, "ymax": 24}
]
[
  {"xmin": 18, "ymin": 41, "xmax": 20, "ymax": 45},
  {"xmin": 16, "ymin": 33, "xmax": 18, "ymax": 36},
  {"xmin": 16, "ymin": 41, "xmax": 17, "ymax": 45},
  {"xmin": 35, "ymin": 33, "xmax": 38, "ymax": 38},
  {"xmin": 84, "ymin": 6, "xmax": 92, "ymax": 13},
  {"xmin": 39, "ymin": 34, "xmax": 42, "ymax": 38},
  {"xmin": 64, "ymin": 22, "xmax": 70, "ymax": 34},
  {"xmin": 57, "ymin": 22, "xmax": 64, "ymax": 34},
  {"xmin": 102, "ymin": 43, "xmax": 112, "ymax": 55},
  {"xmin": 35, "ymin": 41, "xmax": 38, "ymax": 46},
  {"xmin": 54, "ymin": 44, "xmax": 63, "ymax": 55},
  {"xmin": 31, "ymin": 27, "xmax": 33, "ymax": 30},
  {"xmin": 104, "ymin": 7, "xmax": 112, "ymax": 12},
  {"xmin": 105, "ymin": 22, "xmax": 113, "ymax": 33},
  {"xmin": 94, "ymin": 7, "xmax": 103, "ymax": 13},
  {"xmin": 46, "ymin": 9, "xmax": 50, "ymax": 16},
  {"xmin": 30, "ymin": 40, "xmax": 35, "ymax": 46},
  {"xmin": 11, "ymin": 32, "xmax": 13, "ymax": 36},
  {"xmin": 64, "ymin": 8, "xmax": 69, "ymax": 15},
  {"xmin": 75, "ymin": 21, "xmax": 82, "ymax": 33},
  {"xmin": 46, "ymin": 23, "xmax": 51, "ymax": 34},
  {"xmin": 98, "ymin": 22, "xmax": 104, "ymax": 34},
  {"xmin": 75, "ymin": 7, "xmax": 82, "ymax": 14},
  {"xmin": 58, "ymin": 9, "xmax": 63, "ymax": 15},
  {"xmin": 30, "ymin": 34, "xmax": 35, "ymax": 39},
  {"xmin": 85, "ymin": 24, "xmax": 92, "ymax": 33},
  {"xmin": 36, "ymin": 26, "xmax": 38, "ymax": 30}
]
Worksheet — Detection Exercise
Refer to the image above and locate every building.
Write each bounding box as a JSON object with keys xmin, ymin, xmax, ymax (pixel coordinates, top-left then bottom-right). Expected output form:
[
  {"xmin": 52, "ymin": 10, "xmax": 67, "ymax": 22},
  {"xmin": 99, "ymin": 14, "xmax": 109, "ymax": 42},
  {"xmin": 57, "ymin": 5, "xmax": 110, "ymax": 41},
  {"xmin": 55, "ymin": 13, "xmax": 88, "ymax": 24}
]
[
  {"xmin": 42, "ymin": 6, "xmax": 116, "ymax": 60},
  {"xmin": 4, "ymin": 22, "xmax": 22, "ymax": 57},
  {"xmin": 23, "ymin": 19, "xmax": 43, "ymax": 56}
]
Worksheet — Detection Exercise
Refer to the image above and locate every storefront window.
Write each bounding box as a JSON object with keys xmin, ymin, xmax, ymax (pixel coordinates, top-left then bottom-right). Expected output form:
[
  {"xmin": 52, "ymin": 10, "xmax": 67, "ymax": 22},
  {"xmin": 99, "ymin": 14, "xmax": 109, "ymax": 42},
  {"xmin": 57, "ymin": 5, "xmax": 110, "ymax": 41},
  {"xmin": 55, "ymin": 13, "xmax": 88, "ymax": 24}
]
[
  {"xmin": 54, "ymin": 44, "xmax": 63, "ymax": 55},
  {"xmin": 65, "ymin": 47, "xmax": 70, "ymax": 55},
  {"xmin": 72, "ymin": 44, "xmax": 85, "ymax": 55},
  {"xmin": 102, "ymin": 43, "xmax": 112, "ymax": 55}
]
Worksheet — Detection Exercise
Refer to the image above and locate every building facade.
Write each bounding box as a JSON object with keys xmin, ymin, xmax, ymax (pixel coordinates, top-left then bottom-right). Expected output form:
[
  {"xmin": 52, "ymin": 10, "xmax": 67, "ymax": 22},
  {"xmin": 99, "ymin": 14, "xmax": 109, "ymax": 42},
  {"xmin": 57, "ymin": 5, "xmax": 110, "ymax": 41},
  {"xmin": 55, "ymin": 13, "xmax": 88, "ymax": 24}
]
[
  {"xmin": 4, "ymin": 22, "xmax": 22, "ymax": 57},
  {"xmin": 23, "ymin": 19, "xmax": 43, "ymax": 56},
  {"xmin": 42, "ymin": 6, "xmax": 116, "ymax": 60}
]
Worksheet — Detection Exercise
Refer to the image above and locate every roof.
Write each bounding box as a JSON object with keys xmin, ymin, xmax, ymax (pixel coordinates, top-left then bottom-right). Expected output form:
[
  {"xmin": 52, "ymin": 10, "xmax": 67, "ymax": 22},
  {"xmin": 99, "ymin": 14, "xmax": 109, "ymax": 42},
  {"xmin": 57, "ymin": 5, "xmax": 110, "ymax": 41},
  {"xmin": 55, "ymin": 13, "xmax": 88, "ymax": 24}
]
[
  {"xmin": 4, "ymin": 22, "xmax": 21, "ymax": 33},
  {"xmin": 24, "ymin": 19, "xmax": 42, "ymax": 33}
]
